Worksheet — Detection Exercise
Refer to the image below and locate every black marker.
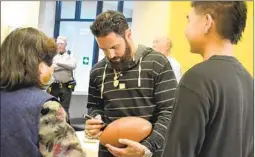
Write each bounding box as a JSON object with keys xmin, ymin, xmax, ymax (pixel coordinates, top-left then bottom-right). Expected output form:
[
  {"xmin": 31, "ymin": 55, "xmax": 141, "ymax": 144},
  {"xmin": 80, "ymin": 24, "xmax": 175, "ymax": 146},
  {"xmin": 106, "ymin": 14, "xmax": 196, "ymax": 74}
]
[
  {"xmin": 83, "ymin": 114, "xmax": 106, "ymax": 126},
  {"xmin": 83, "ymin": 114, "xmax": 93, "ymax": 120}
]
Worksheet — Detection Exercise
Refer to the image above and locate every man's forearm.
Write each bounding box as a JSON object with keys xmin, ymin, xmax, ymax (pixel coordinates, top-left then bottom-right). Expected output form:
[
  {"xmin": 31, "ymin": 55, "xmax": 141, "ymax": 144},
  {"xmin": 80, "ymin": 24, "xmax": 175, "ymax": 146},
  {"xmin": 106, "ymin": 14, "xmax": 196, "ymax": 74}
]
[
  {"xmin": 54, "ymin": 66, "xmax": 65, "ymax": 71},
  {"xmin": 141, "ymin": 109, "xmax": 172, "ymax": 153},
  {"xmin": 57, "ymin": 62, "xmax": 76, "ymax": 70}
]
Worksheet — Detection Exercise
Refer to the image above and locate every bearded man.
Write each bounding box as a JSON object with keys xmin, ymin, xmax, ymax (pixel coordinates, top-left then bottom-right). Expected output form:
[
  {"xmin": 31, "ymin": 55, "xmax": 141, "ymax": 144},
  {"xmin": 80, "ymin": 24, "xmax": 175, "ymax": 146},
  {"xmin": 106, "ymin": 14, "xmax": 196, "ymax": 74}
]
[{"xmin": 84, "ymin": 10, "xmax": 178, "ymax": 157}]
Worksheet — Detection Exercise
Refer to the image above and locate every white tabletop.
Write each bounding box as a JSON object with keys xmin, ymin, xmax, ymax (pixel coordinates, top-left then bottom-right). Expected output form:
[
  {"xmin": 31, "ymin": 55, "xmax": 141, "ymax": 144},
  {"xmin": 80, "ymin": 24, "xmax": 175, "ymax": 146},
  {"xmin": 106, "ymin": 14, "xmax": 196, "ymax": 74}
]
[{"xmin": 75, "ymin": 131, "xmax": 99, "ymax": 157}]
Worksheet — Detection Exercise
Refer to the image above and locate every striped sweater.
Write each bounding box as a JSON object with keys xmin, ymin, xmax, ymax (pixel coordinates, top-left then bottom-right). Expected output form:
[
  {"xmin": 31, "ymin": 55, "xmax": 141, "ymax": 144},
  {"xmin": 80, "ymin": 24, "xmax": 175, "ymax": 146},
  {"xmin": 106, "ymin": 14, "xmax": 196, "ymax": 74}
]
[{"xmin": 87, "ymin": 45, "xmax": 177, "ymax": 157}]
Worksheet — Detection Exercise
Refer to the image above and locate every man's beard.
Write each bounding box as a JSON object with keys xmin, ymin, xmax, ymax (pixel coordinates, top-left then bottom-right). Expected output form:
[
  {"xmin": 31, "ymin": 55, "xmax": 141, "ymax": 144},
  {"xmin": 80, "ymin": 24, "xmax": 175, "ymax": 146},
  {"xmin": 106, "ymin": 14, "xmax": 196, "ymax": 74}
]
[
  {"xmin": 57, "ymin": 48, "xmax": 66, "ymax": 54},
  {"xmin": 109, "ymin": 38, "xmax": 132, "ymax": 71}
]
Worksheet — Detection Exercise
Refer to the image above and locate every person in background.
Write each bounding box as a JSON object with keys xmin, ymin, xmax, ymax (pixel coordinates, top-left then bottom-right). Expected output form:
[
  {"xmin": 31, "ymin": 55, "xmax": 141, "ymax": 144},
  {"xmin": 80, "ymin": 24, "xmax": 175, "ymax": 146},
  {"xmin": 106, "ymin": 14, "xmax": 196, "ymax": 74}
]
[
  {"xmin": 48, "ymin": 36, "xmax": 77, "ymax": 123},
  {"xmin": 153, "ymin": 36, "xmax": 182, "ymax": 83},
  {"xmin": 0, "ymin": 27, "xmax": 85, "ymax": 157},
  {"xmin": 85, "ymin": 10, "xmax": 177, "ymax": 157},
  {"xmin": 162, "ymin": 2, "xmax": 253, "ymax": 157}
]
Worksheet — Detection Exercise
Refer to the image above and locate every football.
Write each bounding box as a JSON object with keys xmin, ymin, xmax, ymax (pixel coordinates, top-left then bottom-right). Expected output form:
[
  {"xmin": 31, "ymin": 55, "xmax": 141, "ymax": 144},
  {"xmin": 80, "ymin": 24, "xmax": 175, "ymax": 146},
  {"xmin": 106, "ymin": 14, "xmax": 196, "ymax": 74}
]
[{"xmin": 99, "ymin": 116, "xmax": 152, "ymax": 147}]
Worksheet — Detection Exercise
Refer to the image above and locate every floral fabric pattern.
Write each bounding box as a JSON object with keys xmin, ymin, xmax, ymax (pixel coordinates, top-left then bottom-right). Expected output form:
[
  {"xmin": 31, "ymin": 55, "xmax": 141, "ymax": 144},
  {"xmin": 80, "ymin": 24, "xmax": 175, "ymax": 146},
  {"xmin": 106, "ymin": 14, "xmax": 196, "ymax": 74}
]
[{"xmin": 39, "ymin": 101, "xmax": 86, "ymax": 157}]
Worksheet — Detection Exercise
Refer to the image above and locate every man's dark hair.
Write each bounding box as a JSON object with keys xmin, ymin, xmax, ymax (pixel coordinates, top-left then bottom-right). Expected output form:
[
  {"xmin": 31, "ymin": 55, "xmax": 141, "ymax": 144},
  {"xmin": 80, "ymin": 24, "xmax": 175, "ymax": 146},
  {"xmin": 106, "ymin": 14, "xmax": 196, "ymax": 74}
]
[
  {"xmin": 90, "ymin": 10, "xmax": 129, "ymax": 37},
  {"xmin": 0, "ymin": 27, "xmax": 57, "ymax": 91},
  {"xmin": 191, "ymin": 1, "xmax": 247, "ymax": 44}
]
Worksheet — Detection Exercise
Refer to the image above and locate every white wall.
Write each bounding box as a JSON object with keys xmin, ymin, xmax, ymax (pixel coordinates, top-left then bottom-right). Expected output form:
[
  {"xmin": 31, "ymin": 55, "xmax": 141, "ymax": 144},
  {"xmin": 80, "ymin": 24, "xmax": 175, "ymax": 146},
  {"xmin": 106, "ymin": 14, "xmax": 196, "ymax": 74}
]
[
  {"xmin": 1, "ymin": 1, "xmax": 172, "ymax": 95},
  {"xmin": 131, "ymin": 1, "xmax": 171, "ymax": 47},
  {"xmin": 1, "ymin": 1, "xmax": 40, "ymax": 43},
  {"xmin": 38, "ymin": 1, "xmax": 56, "ymax": 37},
  {"xmin": 1, "ymin": 1, "xmax": 55, "ymax": 42}
]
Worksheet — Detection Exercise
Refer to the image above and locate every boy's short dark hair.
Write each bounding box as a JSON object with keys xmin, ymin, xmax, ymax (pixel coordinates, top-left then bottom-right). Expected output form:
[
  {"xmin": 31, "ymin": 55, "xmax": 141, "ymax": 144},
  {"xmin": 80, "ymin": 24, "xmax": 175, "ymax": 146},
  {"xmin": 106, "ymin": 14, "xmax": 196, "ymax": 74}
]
[
  {"xmin": 90, "ymin": 10, "xmax": 129, "ymax": 37},
  {"xmin": 192, "ymin": 1, "xmax": 247, "ymax": 44}
]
